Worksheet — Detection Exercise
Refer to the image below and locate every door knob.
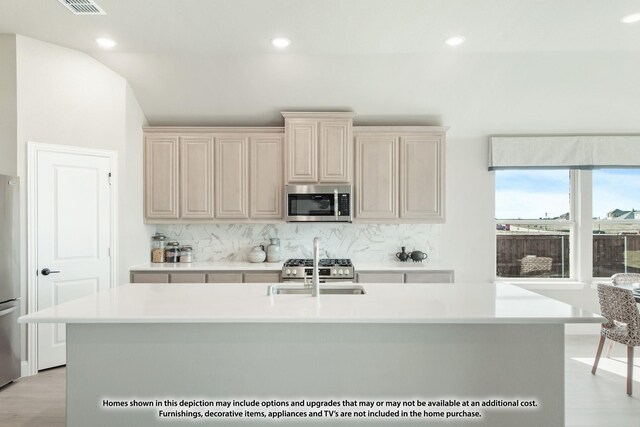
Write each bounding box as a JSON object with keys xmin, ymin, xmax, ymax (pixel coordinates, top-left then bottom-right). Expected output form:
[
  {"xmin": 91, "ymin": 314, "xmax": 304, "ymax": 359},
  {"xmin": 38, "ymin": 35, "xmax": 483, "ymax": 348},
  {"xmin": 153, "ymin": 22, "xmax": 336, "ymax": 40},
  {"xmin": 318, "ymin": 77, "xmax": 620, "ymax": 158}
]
[{"xmin": 41, "ymin": 268, "xmax": 60, "ymax": 276}]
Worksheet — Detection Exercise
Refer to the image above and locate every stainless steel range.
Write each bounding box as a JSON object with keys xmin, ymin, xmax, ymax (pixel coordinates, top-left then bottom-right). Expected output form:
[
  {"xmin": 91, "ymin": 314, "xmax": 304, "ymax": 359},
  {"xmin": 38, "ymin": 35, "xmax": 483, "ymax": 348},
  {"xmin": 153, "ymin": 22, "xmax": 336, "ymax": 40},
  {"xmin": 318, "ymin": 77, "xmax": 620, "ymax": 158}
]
[{"xmin": 282, "ymin": 258, "xmax": 354, "ymax": 282}]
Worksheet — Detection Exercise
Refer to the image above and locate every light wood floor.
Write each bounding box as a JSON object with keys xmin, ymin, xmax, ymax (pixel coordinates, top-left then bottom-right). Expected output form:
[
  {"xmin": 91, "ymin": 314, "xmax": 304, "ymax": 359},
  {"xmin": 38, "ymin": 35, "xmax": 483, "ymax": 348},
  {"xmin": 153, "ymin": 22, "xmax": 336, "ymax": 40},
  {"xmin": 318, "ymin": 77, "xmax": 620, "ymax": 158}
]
[
  {"xmin": 0, "ymin": 366, "xmax": 65, "ymax": 427},
  {"xmin": 0, "ymin": 335, "xmax": 639, "ymax": 426}
]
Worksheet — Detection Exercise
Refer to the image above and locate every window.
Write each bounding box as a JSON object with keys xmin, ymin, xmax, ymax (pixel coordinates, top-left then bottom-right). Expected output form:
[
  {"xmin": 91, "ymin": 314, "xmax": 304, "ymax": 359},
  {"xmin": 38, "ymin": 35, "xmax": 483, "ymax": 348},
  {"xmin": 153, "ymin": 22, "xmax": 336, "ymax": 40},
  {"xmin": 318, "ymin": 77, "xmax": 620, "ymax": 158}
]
[
  {"xmin": 490, "ymin": 135, "xmax": 640, "ymax": 283},
  {"xmin": 495, "ymin": 170, "xmax": 573, "ymax": 279},
  {"xmin": 592, "ymin": 169, "xmax": 640, "ymax": 277}
]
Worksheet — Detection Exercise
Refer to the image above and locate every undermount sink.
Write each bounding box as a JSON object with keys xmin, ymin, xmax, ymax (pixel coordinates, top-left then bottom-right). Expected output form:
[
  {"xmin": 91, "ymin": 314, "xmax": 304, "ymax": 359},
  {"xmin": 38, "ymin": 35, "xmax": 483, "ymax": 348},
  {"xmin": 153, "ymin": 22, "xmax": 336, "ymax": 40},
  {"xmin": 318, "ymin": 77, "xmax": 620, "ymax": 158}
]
[{"xmin": 267, "ymin": 284, "xmax": 366, "ymax": 296}]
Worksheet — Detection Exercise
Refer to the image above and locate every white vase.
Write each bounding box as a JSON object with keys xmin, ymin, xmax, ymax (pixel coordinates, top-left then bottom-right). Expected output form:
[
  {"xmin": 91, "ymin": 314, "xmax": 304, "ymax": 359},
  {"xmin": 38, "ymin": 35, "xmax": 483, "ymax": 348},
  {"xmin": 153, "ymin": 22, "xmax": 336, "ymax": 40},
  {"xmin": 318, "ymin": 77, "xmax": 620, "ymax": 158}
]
[
  {"xmin": 266, "ymin": 238, "xmax": 281, "ymax": 263},
  {"xmin": 248, "ymin": 245, "xmax": 266, "ymax": 263}
]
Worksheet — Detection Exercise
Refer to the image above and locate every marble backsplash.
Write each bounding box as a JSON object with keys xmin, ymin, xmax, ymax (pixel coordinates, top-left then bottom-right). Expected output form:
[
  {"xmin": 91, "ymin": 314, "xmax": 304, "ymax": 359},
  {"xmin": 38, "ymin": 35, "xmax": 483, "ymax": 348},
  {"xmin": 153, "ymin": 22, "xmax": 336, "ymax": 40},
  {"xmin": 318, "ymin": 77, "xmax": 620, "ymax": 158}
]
[{"xmin": 156, "ymin": 223, "xmax": 440, "ymax": 262}]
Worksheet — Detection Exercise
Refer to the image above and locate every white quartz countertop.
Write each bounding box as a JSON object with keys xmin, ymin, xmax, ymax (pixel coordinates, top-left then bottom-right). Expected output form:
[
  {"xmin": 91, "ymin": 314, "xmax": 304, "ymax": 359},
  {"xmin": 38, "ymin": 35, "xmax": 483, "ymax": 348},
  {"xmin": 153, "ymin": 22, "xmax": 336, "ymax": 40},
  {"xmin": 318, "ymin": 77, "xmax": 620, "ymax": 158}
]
[
  {"xmin": 19, "ymin": 283, "xmax": 602, "ymax": 325},
  {"xmin": 129, "ymin": 261, "xmax": 451, "ymax": 272},
  {"xmin": 130, "ymin": 262, "xmax": 283, "ymax": 271},
  {"xmin": 354, "ymin": 261, "xmax": 452, "ymax": 271}
]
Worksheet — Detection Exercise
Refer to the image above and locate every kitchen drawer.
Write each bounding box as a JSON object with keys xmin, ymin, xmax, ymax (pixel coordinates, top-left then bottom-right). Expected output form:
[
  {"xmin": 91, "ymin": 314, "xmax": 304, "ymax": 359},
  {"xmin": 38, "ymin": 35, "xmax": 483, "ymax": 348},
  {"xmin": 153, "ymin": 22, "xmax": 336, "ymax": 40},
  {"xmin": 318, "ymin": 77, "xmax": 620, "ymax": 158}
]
[
  {"xmin": 404, "ymin": 271, "xmax": 454, "ymax": 283},
  {"xmin": 206, "ymin": 273, "xmax": 243, "ymax": 283},
  {"xmin": 169, "ymin": 273, "xmax": 205, "ymax": 283},
  {"xmin": 130, "ymin": 273, "xmax": 169, "ymax": 284},
  {"xmin": 243, "ymin": 272, "xmax": 281, "ymax": 283},
  {"xmin": 356, "ymin": 273, "xmax": 404, "ymax": 284}
]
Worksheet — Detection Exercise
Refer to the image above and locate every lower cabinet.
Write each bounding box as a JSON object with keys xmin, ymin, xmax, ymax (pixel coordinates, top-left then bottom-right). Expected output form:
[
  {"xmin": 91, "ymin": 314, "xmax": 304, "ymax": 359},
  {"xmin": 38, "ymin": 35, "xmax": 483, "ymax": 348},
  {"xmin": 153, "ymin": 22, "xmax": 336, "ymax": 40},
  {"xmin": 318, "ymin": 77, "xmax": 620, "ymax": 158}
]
[
  {"xmin": 405, "ymin": 271, "xmax": 454, "ymax": 283},
  {"xmin": 355, "ymin": 271, "xmax": 454, "ymax": 284},
  {"xmin": 132, "ymin": 270, "xmax": 453, "ymax": 284},
  {"xmin": 206, "ymin": 273, "xmax": 243, "ymax": 283},
  {"xmin": 130, "ymin": 273, "xmax": 169, "ymax": 284},
  {"xmin": 243, "ymin": 272, "xmax": 281, "ymax": 283},
  {"xmin": 356, "ymin": 273, "xmax": 404, "ymax": 283},
  {"xmin": 130, "ymin": 271, "xmax": 281, "ymax": 284},
  {"xmin": 170, "ymin": 273, "xmax": 205, "ymax": 283}
]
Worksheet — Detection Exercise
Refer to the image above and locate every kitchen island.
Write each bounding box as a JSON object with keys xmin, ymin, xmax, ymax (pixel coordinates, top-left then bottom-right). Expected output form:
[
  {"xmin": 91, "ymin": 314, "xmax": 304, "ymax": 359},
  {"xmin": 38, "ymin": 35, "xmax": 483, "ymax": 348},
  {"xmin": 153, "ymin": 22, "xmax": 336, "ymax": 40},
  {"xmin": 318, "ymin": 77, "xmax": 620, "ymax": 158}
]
[{"xmin": 20, "ymin": 282, "xmax": 602, "ymax": 427}]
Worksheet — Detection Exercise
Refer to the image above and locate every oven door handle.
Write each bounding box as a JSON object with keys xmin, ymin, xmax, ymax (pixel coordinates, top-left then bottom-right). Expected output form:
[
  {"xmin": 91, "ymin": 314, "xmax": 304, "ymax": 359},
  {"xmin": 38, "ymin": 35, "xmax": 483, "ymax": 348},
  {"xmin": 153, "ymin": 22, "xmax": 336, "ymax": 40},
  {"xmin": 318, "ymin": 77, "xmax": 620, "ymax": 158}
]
[{"xmin": 334, "ymin": 190, "xmax": 339, "ymax": 220}]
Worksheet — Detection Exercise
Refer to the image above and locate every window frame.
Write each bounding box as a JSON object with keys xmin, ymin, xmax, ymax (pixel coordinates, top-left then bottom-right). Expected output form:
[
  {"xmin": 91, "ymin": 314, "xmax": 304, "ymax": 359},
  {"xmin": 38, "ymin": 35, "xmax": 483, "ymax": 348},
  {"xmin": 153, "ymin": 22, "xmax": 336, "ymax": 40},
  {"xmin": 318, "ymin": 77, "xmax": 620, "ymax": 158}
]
[
  {"xmin": 591, "ymin": 168, "xmax": 640, "ymax": 280},
  {"xmin": 495, "ymin": 170, "xmax": 577, "ymax": 282}
]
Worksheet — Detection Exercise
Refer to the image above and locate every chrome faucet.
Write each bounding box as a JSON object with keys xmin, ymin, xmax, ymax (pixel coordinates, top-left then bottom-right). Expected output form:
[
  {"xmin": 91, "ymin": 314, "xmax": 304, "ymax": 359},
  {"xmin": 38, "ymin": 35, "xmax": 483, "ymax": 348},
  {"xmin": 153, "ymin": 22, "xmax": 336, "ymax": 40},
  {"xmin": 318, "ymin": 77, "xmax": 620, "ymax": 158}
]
[{"xmin": 312, "ymin": 237, "xmax": 320, "ymax": 297}]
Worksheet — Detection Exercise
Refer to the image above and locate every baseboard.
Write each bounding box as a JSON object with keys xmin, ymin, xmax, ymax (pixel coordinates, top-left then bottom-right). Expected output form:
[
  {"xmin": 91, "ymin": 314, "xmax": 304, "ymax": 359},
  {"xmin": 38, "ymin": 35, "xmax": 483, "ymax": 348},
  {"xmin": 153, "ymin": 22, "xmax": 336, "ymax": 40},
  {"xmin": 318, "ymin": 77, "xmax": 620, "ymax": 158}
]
[
  {"xmin": 565, "ymin": 324, "xmax": 600, "ymax": 335},
  {"xmin": 21, "ymin": 361, "xmax": 32, "ymax": 378}
]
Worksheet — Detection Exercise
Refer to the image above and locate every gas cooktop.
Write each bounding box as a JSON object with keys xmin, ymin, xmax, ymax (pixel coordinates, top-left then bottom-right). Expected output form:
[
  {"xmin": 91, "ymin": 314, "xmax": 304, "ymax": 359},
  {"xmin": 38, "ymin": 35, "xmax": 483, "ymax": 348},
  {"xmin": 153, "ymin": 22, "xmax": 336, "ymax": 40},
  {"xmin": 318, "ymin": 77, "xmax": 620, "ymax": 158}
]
[
  {"xmin": 282, "ymin": 258, "xmax": 354, "ymax": 280},
  {"xmin": 284, "ymin": 258, "xmax": 353, "ymax": 268}
]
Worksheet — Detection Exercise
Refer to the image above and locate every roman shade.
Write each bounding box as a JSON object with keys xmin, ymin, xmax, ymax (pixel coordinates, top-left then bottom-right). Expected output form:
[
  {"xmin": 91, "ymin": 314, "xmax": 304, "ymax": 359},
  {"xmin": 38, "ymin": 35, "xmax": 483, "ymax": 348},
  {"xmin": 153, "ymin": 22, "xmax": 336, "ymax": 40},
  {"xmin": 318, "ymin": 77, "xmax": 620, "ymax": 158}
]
[{"xmin": 489, "ymin": 135, "xmax": 640, "ymax": 170}]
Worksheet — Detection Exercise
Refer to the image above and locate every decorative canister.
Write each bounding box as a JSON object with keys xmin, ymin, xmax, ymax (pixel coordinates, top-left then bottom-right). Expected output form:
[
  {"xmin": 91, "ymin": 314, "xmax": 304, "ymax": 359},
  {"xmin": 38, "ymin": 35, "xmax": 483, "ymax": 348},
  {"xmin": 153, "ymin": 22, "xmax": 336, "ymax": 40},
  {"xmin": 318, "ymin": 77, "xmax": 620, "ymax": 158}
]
[
  {"xmin": 180, "ymin": 245, "xmax": 193, "ymax": 263},
  {"xmin": 395, "ymin": 246, "xmax": 409, "ymax": 262},
  {"xmin": 266, "ymin": 238, "xmax": 281, "ymax": 263},
  {"xmin": 165, "ymin": 240, "xmax": 180, "ymax": 263},
  {"xmin": 249, "ymin": 245, "xmax": 267, "ymax": 263},
  {"xmin": 409, "ymin": 250, "xmax": 428, "ymax": 262},
  {"xmin": 151, "ymin": 233, "xmax": 166, "ymax": 263}
]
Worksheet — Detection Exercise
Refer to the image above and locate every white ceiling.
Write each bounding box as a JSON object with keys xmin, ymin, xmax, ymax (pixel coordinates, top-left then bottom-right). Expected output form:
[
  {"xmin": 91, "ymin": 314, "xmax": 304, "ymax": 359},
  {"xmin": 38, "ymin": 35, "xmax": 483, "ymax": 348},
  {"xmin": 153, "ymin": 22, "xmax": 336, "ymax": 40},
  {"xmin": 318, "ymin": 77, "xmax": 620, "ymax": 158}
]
[{"xmin": 1, "ymin": 0, "xmax": 639, "ymax": 126}]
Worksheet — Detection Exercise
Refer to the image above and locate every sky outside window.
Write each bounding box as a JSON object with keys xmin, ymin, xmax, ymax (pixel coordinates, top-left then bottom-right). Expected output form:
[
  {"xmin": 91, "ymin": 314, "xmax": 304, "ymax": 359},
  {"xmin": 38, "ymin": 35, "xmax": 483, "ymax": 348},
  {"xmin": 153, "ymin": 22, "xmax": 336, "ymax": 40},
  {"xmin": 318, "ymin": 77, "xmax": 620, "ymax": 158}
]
[
  {"xmin": 495, "ymin": 170, "xmax": 569, "ymax": 220},
  {"xmin": 592, "ymin": 169, "xmax": 640, "ymax": 220}
]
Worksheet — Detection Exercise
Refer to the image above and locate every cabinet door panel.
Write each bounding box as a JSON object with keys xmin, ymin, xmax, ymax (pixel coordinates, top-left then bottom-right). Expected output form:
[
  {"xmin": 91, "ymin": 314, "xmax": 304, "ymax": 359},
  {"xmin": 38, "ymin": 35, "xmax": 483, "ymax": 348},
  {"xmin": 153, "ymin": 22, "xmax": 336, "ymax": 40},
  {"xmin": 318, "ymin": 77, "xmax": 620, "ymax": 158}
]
[
  {"xmin": 243, "ymin": 272, "xmax": 281, "ymax": 283},
  {"xmin": 215, "ymin": 137, "xmax": 249, "ymax": 218},
  {"xmin": 170, "ymin": 273, "xmax": 206, "ymax": 283},
  {"xmin": 206, "ymin": 273, "xmax": 243, "ymax": 283},
  {"xmin": 286, "ymin": 121, "xmax": 317, "ymax": 183},
  {"xmin": 145, "ymin": 136, "xmax": 179, "ymax": 219},
  {"xmin": 250, "ymin": 136, "xmax": 283, "ymax": 219},
  {"xmin": 320, "ymin": 121, "xmax": 351, "ymax": 183},
  {"xmin": 180, "ymin": 136, "xmax": 214, "ymax": 219},
  {"xmin": 355, "ymin": 136, "xmax": 398, "ymax": 219},
  {"xmin": 131, "ymin": 273, "xmax": 169, "ymax": 283},
  {"xmin": 404, "ymin": 271, "xmax": 454, "ymax": 283},
  {"xmin": 400, "ymin": 137, "xmax": 443, "ymax": 220},
  {"xmin": 356, "ymin": 273, "xmax": 404, "ymax": 283}
]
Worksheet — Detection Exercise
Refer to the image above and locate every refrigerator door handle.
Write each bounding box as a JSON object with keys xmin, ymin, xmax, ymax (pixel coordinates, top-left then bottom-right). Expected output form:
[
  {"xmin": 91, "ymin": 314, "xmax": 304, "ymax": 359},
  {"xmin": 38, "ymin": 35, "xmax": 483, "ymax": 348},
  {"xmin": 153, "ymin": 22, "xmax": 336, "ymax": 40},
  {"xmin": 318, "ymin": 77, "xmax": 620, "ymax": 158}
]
[{"xmin": 0, "ymin": 305, "xmax": 18, "ymax": 317}]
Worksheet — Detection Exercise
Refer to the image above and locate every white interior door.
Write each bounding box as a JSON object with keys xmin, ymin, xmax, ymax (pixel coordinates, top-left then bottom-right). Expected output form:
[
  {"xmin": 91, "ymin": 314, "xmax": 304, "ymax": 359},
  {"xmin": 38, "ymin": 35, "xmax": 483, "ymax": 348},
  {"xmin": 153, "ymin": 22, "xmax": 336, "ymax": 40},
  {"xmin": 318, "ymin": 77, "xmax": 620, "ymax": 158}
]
[{"xmin": 36, "ymin": 150, "xmax": 112, "ymax": 370}]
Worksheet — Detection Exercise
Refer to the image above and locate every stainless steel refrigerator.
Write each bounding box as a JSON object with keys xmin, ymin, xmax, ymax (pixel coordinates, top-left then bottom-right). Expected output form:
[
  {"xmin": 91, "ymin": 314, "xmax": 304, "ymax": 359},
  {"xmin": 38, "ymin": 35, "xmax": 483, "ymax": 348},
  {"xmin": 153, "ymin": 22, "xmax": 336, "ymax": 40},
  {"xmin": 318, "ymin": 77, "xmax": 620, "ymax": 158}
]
[{"xmin": 0, "ymin": 175, "xmax": 20, "ymax": 387}]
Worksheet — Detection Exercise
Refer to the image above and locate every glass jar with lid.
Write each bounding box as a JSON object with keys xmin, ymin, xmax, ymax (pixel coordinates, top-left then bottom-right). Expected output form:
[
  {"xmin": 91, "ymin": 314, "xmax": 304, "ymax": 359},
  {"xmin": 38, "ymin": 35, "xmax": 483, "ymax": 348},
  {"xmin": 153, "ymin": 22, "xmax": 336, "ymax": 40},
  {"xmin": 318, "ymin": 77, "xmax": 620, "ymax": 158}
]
[
  {"xmin": 180, "ymin": 245, "xmax": 193, "ymax": 263},
  {"xmin": 151, "ymin": 233, "xmax": 166, "ymax": 263},
  {"xmin": 164, "ymin": 240, "xmax": 180, "ymax": 263}
]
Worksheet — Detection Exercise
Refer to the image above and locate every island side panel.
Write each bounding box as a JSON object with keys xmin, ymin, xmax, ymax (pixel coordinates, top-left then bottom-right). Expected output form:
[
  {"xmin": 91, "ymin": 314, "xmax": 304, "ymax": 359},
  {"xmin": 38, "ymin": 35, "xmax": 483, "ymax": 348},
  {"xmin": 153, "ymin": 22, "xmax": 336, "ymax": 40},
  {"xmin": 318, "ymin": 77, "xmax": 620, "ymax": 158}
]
[{"xmin": 67, "ymin": 323, "xmax": 564, "ymax": 427}]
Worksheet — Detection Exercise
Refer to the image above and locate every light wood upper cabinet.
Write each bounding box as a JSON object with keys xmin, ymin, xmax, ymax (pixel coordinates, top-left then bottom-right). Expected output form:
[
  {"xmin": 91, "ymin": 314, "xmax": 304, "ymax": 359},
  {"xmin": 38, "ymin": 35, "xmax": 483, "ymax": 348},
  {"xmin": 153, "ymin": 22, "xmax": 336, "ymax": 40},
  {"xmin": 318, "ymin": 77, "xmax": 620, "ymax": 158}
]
[
  {"xmin": 143, "ymin": 121, "xmax": 445, "ymax": 223},
  {"xmin": 144, "ymin": 128, "xmax": 283, "ymax": 223},
  {"xmin": 283, "ymin": 112, "xmax": 354, "ymax": 184},
  {"xmin": 400, "ymin": 136, "xmax": 443, "ymax": 220},
  {"xmin": 354, "ymin": 127, "xmax": 446, "ymax": 223},
  {"xmin": 180, "ymin": 135, "xmax": 214, "ymax": 219},
  {"xmin": 145, "ymin": 135, "xmax": 179, "ymax": 219},
  {"xmin": 250, "ymin": 136, "xmax": 283, "ymax": 219},
  {"xmin": 286, "ymin": 120, "xmax": 317, "ymax": 183},
  {"xmin": 355, "ymin": 135, "xmax": 398, "ymax": 219},
  {"xmin": 319, "ymin": 120, "xmax": 352, "ymax": 182},
  {"xmin": 215, "ymin": 137, "xmax": 249, "ymax": 219}
]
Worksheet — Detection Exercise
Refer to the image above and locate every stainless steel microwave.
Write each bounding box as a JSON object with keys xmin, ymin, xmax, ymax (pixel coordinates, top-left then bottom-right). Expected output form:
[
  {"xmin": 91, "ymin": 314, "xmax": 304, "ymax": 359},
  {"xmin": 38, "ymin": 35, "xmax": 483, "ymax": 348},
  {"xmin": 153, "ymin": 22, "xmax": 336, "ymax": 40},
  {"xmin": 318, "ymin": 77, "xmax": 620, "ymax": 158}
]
[{"xmin": 285, "ymin": 184, "xmax": 352, "ymax": 222}]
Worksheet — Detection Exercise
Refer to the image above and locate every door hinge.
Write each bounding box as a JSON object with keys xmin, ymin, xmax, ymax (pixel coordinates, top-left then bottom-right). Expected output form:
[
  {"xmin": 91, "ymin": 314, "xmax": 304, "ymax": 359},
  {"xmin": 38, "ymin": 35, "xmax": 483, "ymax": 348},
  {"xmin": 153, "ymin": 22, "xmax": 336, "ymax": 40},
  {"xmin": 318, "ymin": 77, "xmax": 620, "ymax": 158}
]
[
  {"xmin": 108, "ymin": 172, "xmax": 112, "ymax": 185},
  {"xmin": 108, "ymin": 247, "xmax": 111, "ymax": 257}
]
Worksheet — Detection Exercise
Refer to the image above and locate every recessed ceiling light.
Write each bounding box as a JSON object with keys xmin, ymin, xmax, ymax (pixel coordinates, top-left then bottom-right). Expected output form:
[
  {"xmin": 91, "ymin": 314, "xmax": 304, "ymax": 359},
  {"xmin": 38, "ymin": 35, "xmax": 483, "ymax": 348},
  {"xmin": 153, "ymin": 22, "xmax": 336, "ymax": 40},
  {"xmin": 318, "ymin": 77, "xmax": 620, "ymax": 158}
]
[
  {"xmin": 445, "ymin": 36, "xmax": 466, "ymax": 47},
  {"xmin": 271, "ymin": 37, "xmax": 291, "ymax": 48},
  {"xmin": 94, "ymin": 37, "xmax": 117, "ymax": 49},
  {"xmin": 621, "ymin": 13, "xmax": 640, "ymax": 24}
]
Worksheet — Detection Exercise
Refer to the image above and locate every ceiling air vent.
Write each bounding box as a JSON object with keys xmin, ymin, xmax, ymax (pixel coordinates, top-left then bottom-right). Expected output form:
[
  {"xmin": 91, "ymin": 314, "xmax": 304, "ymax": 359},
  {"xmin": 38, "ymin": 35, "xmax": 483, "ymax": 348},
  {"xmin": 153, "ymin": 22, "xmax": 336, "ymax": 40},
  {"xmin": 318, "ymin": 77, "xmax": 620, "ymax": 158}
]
[{"xmin": 57, "ymin": 0, "xmax": 106, "ymax": 15}]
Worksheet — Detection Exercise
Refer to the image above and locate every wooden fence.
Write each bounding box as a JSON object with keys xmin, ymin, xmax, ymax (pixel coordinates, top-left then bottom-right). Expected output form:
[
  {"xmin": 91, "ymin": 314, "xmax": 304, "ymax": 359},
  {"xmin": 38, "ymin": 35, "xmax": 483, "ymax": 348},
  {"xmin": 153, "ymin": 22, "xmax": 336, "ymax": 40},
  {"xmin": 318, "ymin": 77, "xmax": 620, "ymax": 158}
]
[{"xmin": 497, "ymin": 234, "xmax": 640, "ymax": 278}]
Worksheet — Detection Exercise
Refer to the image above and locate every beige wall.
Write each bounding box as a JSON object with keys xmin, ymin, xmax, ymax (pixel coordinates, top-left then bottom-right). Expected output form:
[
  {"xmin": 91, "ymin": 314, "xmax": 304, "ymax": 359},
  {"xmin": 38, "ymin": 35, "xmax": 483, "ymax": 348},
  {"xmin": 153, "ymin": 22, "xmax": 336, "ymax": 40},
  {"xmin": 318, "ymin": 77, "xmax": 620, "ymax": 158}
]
[
  {"xmin": 7, "ymin": 34, "xmax": 149, "ymax": 362},
  {"xmin": 0, "ymin": 34, "xmax": 17, "ymax": 176},
  {"xmin": 122, "ymin": 83, "xmax": 153, "ymax": 283}
]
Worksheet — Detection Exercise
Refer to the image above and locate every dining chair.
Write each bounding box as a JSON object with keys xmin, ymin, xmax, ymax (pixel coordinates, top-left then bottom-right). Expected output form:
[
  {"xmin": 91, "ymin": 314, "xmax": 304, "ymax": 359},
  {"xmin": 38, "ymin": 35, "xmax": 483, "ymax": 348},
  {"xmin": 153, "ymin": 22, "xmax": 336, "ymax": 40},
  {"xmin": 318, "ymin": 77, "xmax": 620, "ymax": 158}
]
[
  {"xmin": 520, "ymin": 255, "xmax": 553, "ymax": 277},
  {"xmin": 612, "ymin": 273, "xmax": 640, "ymax": 286},
  {"xmin": 606, "ymin": 273, "xmax": 640, "ymax": 356},
  {"xmin": 592, "ymin": 283, "xmax": 640, "ymax": 395}
]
